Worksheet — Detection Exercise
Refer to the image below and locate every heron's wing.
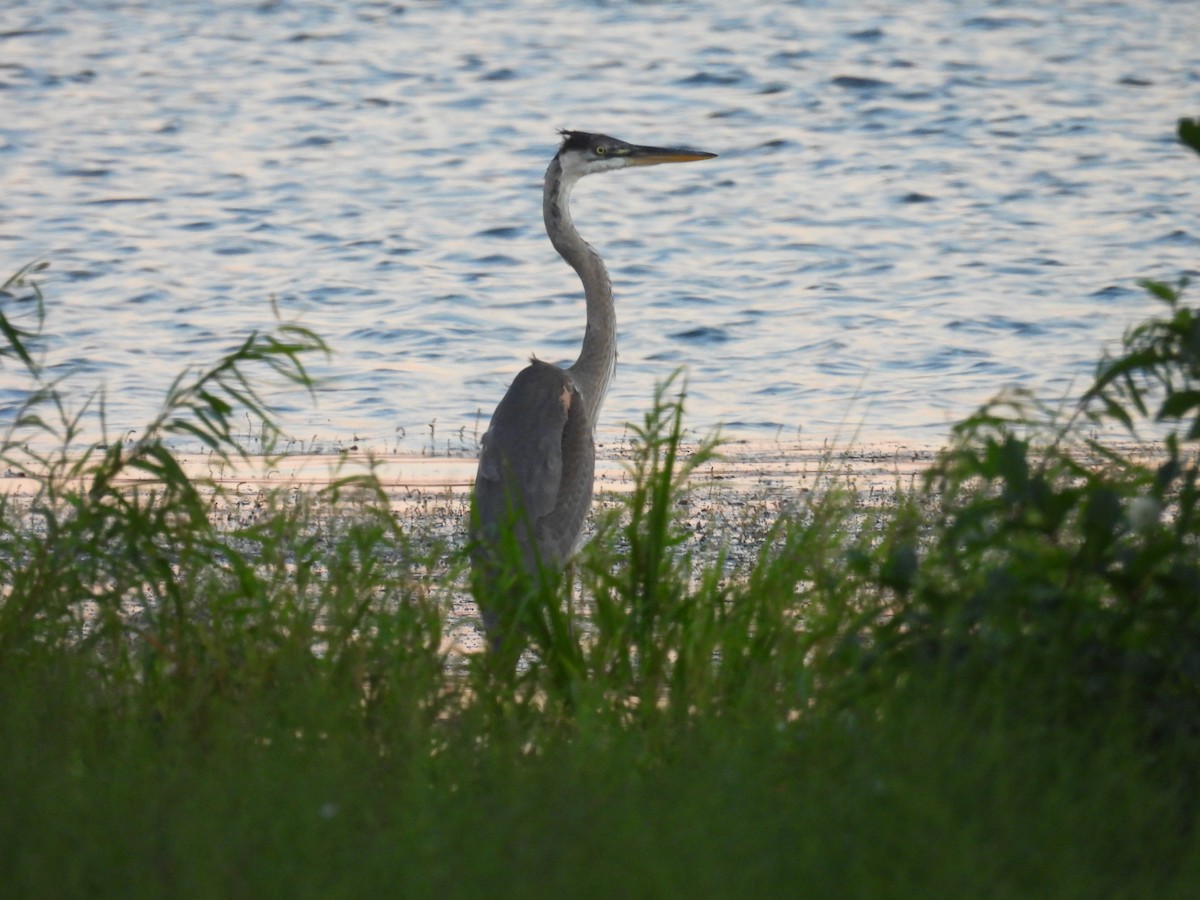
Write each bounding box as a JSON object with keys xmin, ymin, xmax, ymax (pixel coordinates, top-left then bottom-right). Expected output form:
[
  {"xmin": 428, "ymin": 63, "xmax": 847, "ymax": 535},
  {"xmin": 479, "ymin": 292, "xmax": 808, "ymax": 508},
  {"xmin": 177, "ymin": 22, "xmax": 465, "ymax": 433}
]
[
  {"xmin": 535, "ymin": 374, "xmax": 594, "ymax": 562},
  {"xmin": 476, "ymin": 361, "xmax": 571, "ymax": 521},
  {"xmin": 473, "ymin": 360, "xmax": 594, "ymax": 570}
]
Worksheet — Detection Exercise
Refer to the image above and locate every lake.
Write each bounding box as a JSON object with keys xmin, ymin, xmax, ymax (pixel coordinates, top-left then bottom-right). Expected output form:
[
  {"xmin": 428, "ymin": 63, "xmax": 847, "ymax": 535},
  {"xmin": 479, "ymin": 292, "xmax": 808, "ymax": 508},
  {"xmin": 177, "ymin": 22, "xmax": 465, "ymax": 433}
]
[{"xmin": 2, "ymin": 0, "xmax": 1198, "ymax": 453}]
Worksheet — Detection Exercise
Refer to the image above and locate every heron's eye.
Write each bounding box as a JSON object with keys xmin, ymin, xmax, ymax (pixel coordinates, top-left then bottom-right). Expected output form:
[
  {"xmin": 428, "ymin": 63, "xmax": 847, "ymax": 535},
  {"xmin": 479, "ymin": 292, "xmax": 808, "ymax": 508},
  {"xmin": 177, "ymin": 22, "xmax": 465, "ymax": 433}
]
[{"xmin": 595, "ymin": 146, "xmax": 607, "ymax": 155}]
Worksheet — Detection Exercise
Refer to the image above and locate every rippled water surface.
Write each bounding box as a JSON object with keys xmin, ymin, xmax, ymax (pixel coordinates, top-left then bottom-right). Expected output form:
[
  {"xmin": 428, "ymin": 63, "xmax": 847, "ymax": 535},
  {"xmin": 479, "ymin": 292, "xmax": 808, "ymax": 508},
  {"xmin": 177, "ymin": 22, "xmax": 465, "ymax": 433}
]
[{"xmin": 2, "ymin": 0, "xmax": 1198, "ymax": 450}]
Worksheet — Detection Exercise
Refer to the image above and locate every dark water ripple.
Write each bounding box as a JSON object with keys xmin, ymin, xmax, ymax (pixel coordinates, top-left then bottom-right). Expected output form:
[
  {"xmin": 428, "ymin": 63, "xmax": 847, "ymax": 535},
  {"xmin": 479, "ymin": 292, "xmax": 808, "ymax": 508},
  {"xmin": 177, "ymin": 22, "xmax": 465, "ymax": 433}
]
[{"xmin": 1, "ymin": 0, "xmax": 1198, "ymax": 449}]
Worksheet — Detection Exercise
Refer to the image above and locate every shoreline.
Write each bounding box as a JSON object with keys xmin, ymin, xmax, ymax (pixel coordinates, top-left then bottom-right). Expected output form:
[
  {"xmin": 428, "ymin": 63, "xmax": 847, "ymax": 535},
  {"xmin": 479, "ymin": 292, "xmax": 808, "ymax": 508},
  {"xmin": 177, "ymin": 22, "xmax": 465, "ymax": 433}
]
[
  {"xmin": 1, "ymin": 434, "xmax": 1162, "ymax": 510},
  {"xmin": 1, "ymin": 439, "xmax": 947, "ymax": 498}
]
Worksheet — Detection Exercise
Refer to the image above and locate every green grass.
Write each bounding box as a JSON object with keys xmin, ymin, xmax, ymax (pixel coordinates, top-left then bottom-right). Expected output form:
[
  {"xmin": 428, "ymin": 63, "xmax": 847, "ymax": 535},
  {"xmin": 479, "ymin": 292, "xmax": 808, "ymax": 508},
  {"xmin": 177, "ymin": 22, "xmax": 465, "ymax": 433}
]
[
  {"xmin": 3, "ymin": 661, "xmax": 1197, "ymax": 897},
  {"xmin": 4, "ymin": 185, "xmax": 1200, "ymax": 894}
]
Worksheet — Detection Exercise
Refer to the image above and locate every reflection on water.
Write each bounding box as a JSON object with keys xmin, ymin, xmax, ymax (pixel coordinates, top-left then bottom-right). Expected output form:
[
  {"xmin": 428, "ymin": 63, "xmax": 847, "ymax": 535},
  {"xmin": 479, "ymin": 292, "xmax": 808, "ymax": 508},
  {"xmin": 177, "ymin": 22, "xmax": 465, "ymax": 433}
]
[{"xmin": 1, "ymin": 0, "xmax": 1198, "ymax": 450}]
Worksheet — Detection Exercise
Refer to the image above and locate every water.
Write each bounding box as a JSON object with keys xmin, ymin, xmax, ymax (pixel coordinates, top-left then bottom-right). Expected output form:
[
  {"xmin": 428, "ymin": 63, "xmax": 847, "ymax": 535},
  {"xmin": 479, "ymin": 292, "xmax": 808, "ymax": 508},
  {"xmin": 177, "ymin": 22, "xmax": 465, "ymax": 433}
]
[{"xmin": 2, "ymin": 0, "xmax": 1198, "ymax": 453}]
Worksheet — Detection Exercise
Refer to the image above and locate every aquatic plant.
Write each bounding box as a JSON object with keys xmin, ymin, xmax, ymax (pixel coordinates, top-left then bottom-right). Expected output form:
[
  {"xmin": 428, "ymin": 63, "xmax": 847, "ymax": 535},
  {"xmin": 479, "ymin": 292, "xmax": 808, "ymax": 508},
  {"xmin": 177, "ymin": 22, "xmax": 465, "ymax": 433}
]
[{"xmin": 0, "ymin": 264, "xmax": 448, "ymax": 733}]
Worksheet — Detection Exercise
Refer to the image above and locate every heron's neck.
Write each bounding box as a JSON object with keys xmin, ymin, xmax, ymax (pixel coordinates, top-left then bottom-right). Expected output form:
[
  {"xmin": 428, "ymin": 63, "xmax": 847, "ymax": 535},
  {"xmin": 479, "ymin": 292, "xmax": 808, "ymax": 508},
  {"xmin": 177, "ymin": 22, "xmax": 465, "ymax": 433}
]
[{"xmin": 544, "ymin": 157, "xmax": 616, "ymax": 427}]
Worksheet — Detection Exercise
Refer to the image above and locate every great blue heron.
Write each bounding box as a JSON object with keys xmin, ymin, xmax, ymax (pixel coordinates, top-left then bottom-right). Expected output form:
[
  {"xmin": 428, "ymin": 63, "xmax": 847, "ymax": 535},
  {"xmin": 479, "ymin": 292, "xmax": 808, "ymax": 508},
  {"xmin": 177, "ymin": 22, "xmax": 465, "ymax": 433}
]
[{"xmin": 470, "ymin": 130, "xmax": 716, "ymax": 639}]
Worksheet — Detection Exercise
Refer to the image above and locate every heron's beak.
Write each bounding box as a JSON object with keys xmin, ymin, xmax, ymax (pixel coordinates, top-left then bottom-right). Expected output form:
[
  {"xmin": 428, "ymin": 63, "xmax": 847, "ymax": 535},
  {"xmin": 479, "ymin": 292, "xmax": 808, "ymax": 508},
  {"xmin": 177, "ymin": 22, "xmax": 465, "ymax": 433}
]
[{"xmin": 624, "ymin": 144, "xmax": 718, "ymax": 166}]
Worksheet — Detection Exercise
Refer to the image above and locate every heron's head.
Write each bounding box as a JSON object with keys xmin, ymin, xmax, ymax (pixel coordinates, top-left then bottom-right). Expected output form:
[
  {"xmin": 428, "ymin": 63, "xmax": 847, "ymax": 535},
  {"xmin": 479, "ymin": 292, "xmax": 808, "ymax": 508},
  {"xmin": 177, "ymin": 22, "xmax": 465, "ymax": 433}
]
[{"xmin": 555, "ymin": 131, "xmax": 717, "ymax": 180}]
